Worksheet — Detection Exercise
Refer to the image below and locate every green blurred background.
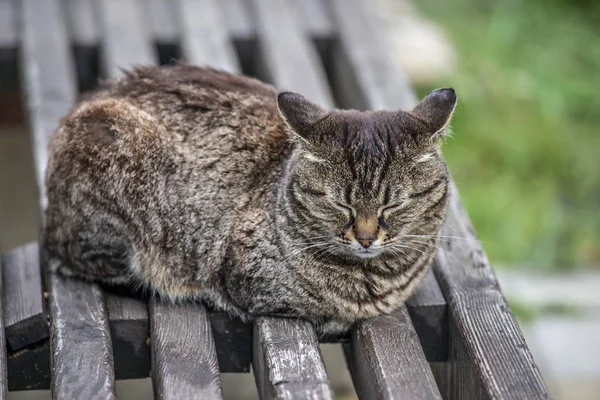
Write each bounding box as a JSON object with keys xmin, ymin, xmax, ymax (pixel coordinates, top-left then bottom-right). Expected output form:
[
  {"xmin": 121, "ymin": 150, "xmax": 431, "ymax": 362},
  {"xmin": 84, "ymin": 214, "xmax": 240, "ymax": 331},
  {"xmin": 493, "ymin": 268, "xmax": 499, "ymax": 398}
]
[{"xmin": 414, "ymin": 0, "xmax": 600, "ymax": 270}]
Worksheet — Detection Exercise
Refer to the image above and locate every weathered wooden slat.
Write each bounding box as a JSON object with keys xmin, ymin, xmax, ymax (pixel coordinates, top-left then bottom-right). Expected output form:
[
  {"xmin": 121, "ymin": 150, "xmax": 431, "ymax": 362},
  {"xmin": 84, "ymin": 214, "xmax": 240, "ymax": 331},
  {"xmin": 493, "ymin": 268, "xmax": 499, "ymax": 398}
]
[
  {"xmin": 63, "ymin": 0, "xmax": 101, "ymax": 92},
  {"xmin": 220, "ymin": 0, "xmax": 257, "ymax": 75},
  {"xmin": 406, "ymin": 266, "xmax": 448, "ymax": 362},
  {"xmin": 252, "ymin": 0, "xmax": 444, "ymax": 396},
  {"xmin": 20, "ymin": 1, "xmax": 117, "ymax": 398},
  {"xmin": 49, "ymin": 276, "xmax": 116, "ymax": 399},
  {"xmin": 0, "ymin": 0, "xmax": 17, "ymax": 48},
  {"xmin": 0, "ymin": 250, "xmax": 8, "ymax": 399},
  {"xmin": 63, "ymin": 0, "xmax": 99, "ymax": 46},
  {"xmin": 177, "ymin": 0, "xmax": 240, "ymax": 72},
  {"xmin": 104, "ymin": 292, "xmax": 150, "ymax": 380},
  {"xmin": 20, "ymin": 0, "xmax": 76, "ymax": 204},
  {"xmin": 329, "ymin": 0, "xmax": 550, "ymax": 398},
  {"xmin": 290, "ymin": 0, "xmax": 334, "ymax": 42},
  {"xmin": 150, "ymin": 300, "xmax": 223, "ymax": 399},
  {"xmin": 344, "ymin": 306, "xmax": 442, "ymax": 400},
  {"xmin": 221, "ymin": 0, "xmax": 255, "ymax": 42},
  {"xmin": 253, "ymin": 317, "xmax": 334, "ymax": 400},
  {"xmin": 96, "ymin": 0, "xmax": 156, "ymax": 77},
  {"xmin": 328, "ymin": 0, "xmax": 415, "ymax": 111},
  {"xmin": 94, "ymin": 0, "xmax": 155, "ymax": 379},
  {"xmin": 1, "ymin": 242, "xmax": 48, "ymax": 351},
  {"xmin": 248, "ymin": 2, "xmax": 337, "ymax": 398},
  {"xmin": 435, "ymin": 185, "xmax": 550, "ymax": 399},
  {"xmin": 147, "ymin": 0, "xmax": 179, "ymax": 43},
  {"xmin": 252, "ymin": 0, "xmax": 332, "ymax": 107}
]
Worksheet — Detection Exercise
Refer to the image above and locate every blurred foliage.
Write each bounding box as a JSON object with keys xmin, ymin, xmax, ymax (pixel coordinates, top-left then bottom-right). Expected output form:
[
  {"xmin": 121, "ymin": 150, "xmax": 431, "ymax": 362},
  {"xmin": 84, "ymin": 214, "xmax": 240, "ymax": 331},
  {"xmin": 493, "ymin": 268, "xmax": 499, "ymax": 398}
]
[
  {"xmin": 415, "ymin": 0, "xmax": 600, "ymax": 269},
  {"xmin": 507, "ymin": 297, "xmax": 581, "ymax": 323}
]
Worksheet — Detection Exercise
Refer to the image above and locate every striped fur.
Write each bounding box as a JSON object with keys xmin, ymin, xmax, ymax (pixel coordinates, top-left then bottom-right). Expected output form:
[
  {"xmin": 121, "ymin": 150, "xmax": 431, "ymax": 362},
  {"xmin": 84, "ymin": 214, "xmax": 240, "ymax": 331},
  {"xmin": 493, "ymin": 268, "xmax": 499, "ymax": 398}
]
[{"xmin": 43, "ymin": 65, "xmax": 456, "ymax": 335}]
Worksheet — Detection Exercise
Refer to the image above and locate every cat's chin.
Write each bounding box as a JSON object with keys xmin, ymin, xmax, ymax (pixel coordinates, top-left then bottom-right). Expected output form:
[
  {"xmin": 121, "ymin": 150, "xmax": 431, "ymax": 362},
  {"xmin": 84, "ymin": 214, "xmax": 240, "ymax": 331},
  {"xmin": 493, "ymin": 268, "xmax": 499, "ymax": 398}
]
[{"xmin": 352, "ymin": 250, "xmax": 383, "ymax": 259}]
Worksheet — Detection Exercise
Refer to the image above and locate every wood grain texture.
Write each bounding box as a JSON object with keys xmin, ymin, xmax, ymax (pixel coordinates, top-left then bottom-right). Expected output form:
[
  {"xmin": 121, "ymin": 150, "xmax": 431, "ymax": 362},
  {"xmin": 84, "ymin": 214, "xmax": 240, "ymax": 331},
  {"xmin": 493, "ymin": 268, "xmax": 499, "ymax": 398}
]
[
  {"xmin": 49, "ymin": 275, "xmax": 116, "ymax": 399},
  {"xmin": 344, "ymin": 306, "xmax": 442, "ymax": 400},
  {"xmin": 406, "ymin": 266, "xmax": 448, "ymax": 362},
  {"xmin": 328, "ymin": 0, "xmax": 550, "ymax": 397},
  {"xmin": 96, "ymin": 0, "xmax": 156, "ymax": 78},
  {"xmin": 0, "ymin": 252, "xmax": 8, "ymax": 399},
  {"xmin": 251, "ymin": 0, "xmax": 332, "ymax": 107},
  {"xmin": 150, "ymin": 300, "xmax": 223, "ymax": 400},
  {"xmin": 21, "ymin": 1, "xmax": 117, "ymax": 398},
  {"xmin": 1, "ymin": 242, "xmax": 48, "ymax": 350},
  {"xmin": 434, "ymin": 185, "xmax": 550, "ymax": 399},
  {"xmin": 253, "ymin": 317, "xmax": 334, "ymax": 400},
  {"xmin": 177, "ymin": 0, "xmax": 240, "ymax": 71}
]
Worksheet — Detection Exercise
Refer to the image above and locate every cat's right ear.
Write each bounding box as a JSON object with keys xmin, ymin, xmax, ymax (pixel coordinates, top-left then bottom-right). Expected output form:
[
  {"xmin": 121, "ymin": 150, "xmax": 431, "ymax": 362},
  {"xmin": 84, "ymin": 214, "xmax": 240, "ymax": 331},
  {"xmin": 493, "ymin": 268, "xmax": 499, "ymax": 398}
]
[{"xmin": 277, "ymin": 92, "xmax": 328, "ymax": 142}]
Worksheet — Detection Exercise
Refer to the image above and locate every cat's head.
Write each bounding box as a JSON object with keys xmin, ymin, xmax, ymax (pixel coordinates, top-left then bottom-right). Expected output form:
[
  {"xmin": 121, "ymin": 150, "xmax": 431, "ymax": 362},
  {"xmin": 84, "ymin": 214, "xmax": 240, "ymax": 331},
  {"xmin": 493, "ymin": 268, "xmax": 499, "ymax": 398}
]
[{"xmin": 277, "ymin": 88, "xmax": 456, "ymax": 261}]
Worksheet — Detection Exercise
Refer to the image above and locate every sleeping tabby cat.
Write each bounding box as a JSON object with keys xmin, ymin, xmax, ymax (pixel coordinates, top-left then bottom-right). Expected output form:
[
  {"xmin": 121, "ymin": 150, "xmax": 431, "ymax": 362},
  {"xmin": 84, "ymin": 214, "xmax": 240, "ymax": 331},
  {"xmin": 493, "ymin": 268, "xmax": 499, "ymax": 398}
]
[{"xmin": 43, "ymin": 65, "xmax": 456, "ymax": 334}]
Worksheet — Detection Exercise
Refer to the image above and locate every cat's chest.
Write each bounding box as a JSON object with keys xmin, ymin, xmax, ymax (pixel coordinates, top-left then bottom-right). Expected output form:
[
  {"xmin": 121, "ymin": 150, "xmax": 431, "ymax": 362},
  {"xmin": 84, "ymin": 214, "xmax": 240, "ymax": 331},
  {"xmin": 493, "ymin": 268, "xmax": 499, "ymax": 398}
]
[{"xmin": 296, "ymin": 262, "xmax": 414, "ymax": 320}]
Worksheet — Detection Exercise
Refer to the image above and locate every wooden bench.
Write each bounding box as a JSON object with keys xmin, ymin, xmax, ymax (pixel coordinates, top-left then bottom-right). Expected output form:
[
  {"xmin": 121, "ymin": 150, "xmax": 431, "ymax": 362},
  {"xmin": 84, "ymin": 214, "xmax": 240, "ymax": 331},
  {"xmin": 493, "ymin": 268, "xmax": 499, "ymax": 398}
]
[{"xmin": 0, "ymin": 0, "xmax": 550, "ymax": 398}]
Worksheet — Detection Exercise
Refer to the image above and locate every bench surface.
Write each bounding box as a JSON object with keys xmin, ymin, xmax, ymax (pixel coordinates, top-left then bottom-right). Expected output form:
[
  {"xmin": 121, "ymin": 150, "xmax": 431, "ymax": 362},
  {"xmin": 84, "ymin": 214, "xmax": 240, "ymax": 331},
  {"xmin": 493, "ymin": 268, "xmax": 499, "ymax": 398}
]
[{"xmin": 0, "ymin": 0, "xmax": 549, "ymax": 399}]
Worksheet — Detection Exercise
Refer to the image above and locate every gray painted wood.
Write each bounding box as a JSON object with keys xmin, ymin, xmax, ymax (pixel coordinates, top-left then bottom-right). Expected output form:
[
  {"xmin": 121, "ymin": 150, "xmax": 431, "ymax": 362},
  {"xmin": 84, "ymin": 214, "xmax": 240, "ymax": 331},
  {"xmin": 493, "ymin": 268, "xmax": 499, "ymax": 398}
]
[
  {"xmin": 344, "ymin": 306, "xmax": 442, "ymax": 400},
  {"xmin": 1, "ymin": 242, "xmax": 48, "ymax": 350},
  {"xmin": 248, "ymin": 3, "xmax": 336, "ymax": 397},
  {"xmin": 328, "ymin": 0, "xmax": 415, "ymax": 111},
  {"xmin": 63, "ymin": 0, "xmax": 101, "ymax": 92},
  {"xmin": 252, "ymin": 0, "xmax": 332, "ymax": 107},
  {"xmin": 0, "ymin": 0, "xmax": 17, "ymax": 48},
  {"xmin": 221, "ymin": 0, "xmax": 255, "ymax": 42},
  {"xmin": 147, "ymin": 0, "xmax": 179, "ymax": 43},
  {"xmin": 20, "ymin": 0, "xmax": 76, "ymax": 207},
  {"xmin": 96, "ymin": 0, "xmax": 156, "ymax": 77},
  {"xmin": 104, "ymin": 293, "xmax": 150, "ymax": 380},
  {"xmin": 254, "ymin": 0, "xmax": 443, "ymax": 396},
  {"xmin": 434, "ymin": 184, "xmax": 550, "ymax": 399},
  {"xmin": 406, "ymin": 266, "xmax": 448, "ymax": 362},
  {"xmin": 95, "ymin": 0, "xmax": 155, "ymax": 378},
  {"xmin": 253, "ymin": 317, "xmax": 334, "ymax": 400},
  {"xmin": 21, "ymin": 1, "xmax": 117, "ymax": 398},
  {"xmin": 0, "ymin": 250, "xmax": 8, "ymax": 399},
  {"xmin": 290, "ymin": 0, "xmax": 334, "ymax": 41},
  {"xmin": 177, "ymin": 0, "xmax": 240, "ymax": 72},
  {"xmin": 63, "ymin": 0, "xmax": 99, "ymax": 46},
  {"xmin": 150, "ymin": 300, "xmax": 223, "ymax": 399},
  {"xmin": 328, "ymin": 0, "xmax": 550, "ymax": 397},
  {"xmin": 49, "ymin": 275, "xmax": 116, "ymax": 399}
]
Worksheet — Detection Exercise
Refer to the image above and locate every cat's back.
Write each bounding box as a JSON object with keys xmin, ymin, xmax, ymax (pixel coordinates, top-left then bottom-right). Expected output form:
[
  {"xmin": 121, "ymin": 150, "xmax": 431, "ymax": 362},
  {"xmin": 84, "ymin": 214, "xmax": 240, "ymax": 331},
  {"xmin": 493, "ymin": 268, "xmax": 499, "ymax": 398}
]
[
  {"xmin": 44, "ymin": 65, "xmax": 290, "ymax": 285},
  {"xmin": 48, "ymin": 65, "xmax": 290, "ymax": 199}
]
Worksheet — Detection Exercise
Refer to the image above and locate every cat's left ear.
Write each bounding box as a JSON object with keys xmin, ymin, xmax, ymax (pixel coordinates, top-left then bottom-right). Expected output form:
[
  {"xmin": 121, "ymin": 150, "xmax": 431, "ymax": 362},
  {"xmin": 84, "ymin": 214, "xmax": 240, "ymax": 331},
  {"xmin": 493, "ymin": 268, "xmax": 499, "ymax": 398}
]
[
  {"xmin": 277, "ymin": 92, "xmax": 328, "ymax": 142},
  {"xmin": 410, "ymin": 88, "xmax": 457, "ymax": 140}
]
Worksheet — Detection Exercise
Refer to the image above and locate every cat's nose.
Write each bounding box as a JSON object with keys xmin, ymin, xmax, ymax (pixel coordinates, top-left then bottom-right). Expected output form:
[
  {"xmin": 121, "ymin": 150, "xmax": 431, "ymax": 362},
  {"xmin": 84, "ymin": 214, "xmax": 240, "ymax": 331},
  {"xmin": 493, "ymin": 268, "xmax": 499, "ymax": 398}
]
[{"xmin": 358, "ymin": 238, "xmax": 375, "ymax": 248}]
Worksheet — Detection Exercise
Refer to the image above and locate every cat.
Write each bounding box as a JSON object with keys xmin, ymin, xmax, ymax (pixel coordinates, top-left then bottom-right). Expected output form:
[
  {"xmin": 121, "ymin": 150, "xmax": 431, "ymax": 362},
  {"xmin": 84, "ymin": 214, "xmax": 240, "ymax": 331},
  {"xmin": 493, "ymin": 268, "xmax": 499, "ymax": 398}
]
[{"xmin": 43, "ymin": 64, "xmax": 456, "ymax": 335}]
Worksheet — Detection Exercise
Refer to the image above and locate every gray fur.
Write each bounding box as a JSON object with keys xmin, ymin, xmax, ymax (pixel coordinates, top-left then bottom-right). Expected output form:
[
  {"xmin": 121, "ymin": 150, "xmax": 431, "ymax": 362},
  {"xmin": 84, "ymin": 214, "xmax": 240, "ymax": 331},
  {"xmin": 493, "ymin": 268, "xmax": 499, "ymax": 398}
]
[{"xmin": 43, "ymin": 65, "xmax": 456, "ymax": 335}]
